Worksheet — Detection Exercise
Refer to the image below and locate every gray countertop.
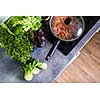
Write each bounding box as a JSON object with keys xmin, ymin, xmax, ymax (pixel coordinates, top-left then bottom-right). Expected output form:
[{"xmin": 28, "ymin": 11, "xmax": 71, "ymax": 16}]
[
  {"xmin": 0, "ymin": 17, "xmax": 100, "ymax": 83},
  {"xmin": 0, "ymin": 40, "xmax": 76, "ymax": 83}
]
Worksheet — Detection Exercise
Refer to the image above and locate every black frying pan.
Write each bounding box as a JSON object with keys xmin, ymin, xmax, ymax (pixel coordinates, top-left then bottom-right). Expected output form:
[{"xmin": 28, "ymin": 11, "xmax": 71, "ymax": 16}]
[{"xmin": 45, "ymin": 16, "xmax": 85, "ymax": 61}]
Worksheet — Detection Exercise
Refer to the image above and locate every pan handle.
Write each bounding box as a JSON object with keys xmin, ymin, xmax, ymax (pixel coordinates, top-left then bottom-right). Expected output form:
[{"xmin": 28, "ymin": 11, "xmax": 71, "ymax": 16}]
[{"xmin": 45, "ymin": 40, "xmax": 61, "ymax": 61}]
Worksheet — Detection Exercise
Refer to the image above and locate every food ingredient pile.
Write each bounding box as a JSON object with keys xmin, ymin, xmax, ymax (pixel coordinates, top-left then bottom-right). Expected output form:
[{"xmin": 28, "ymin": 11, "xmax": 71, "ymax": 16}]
[{"xmin": 0, "ymin": 16, "xmax": 47, "ymax": 81}]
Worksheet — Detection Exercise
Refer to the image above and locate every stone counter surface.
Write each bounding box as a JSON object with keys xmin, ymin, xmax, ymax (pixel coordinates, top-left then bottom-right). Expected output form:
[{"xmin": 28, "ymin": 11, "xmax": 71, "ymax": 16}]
[
  {"xmin": 0, "ymin": 40, "xmax": 76, "ymax": 83},
  {"xmin": 0, "ymin": 17, "xmax": 100, "ymax": 83}
]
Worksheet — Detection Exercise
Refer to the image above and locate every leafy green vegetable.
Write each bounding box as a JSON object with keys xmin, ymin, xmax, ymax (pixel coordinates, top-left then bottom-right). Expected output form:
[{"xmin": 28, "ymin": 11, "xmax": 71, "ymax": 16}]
[
  {"xmin": 0, "ymin": 16, "xmax": 47, "ymax": 81},
  {"xmin": 0, "ymin": 22, "xmax": 15, "ymax": 35},
  {"xmin": 22, "ymin": 59, "xmax": 47, "ymax": 81},
  {"xmin": 5, "ymin": 16, "xmax": 42, "ymax": 35},
  {"xmin": 24, "ymin": 70, "xmax": 33, "ymax": 81},
  {"xmin": 0, "ymin": 27, "xmax": 33, "ymax": 64}
]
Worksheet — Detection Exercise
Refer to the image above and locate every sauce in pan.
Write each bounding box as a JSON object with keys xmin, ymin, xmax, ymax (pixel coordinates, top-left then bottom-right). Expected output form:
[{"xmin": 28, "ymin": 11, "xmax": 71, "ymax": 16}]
[{"xmin": 51, "ymin": 16, "xmax": 81, "ymax": 40}]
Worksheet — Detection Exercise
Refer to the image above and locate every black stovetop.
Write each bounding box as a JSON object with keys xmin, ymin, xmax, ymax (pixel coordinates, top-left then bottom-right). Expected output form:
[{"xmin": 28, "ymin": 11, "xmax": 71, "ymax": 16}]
[{"xmin": 42, "ymin": 16, "xmax": 100, "ymax": 55}]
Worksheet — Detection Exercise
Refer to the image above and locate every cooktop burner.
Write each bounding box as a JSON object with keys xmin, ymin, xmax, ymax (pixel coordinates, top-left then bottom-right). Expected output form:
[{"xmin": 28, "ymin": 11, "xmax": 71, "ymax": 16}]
[{"xmin": 42, "ymin": 16, "xmax": 100, "ymax": 55}]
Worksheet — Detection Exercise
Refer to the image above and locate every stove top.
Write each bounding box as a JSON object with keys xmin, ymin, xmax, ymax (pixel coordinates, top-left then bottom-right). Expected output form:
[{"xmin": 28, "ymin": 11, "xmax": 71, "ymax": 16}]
[{"xmin": 42, "ymin": 16, "xmax": 100, "ymax": 55}]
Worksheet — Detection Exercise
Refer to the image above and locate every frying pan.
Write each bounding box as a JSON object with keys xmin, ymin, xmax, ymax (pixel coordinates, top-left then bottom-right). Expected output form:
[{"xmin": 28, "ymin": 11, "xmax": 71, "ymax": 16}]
[{"xmin": 45, "ymin": 16, "xmax": 85, "ymax": 61}]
